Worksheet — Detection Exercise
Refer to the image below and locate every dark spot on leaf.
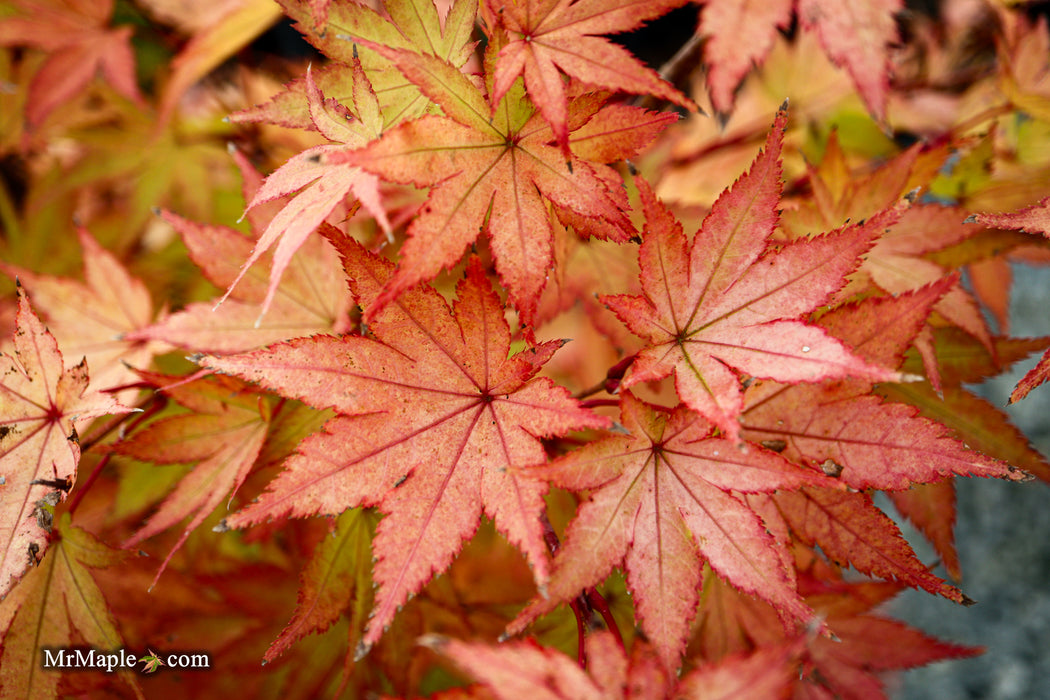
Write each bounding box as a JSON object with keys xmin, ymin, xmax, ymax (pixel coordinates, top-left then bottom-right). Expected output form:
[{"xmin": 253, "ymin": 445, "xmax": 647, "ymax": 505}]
[
  {"xmin": 820, "ymin": 459, "xmax": 844, "ymax": 477},
  {"xmin": 27, "ymin": 542, "xmax": 40, "ymax": 566},
  {"xmin": 760, "ymin": 439, "xmax": 787, "ymax": 453}
]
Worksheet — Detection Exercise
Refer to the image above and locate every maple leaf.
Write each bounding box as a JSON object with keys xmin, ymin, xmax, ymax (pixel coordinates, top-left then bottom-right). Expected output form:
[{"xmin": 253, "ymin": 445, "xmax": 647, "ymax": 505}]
[
  {"xmin": 782, "ymin": 134, "xmax": 993, "ymax": 354},
  {"xmin": 603, "ymin": 112, "xmax": 905, "ymax": 442},
  {"xmin": 421, "ymin": 629, "xmax": 672, "ymax": 700},
  {"xmin": 427, "ymin": 616, "xmax": 802, "ymax": 700},
  {"xmin": 508, "ymin": 391, "xmax": 830, "ymax": 672},
  {"xmin": 764, "ymin": 487, "xmax": 966, "ymax": 603},
  {"xmin": 968, "ymin": 197, "xmax": 1050, "ymax": 402},
  {"xmin": 200, "ymin": 235, "xmax": 607, "ymax": 655},
  {"xmin": 1009, "ymin": 352, "xmax": 1050, "ymax": 404},
  {"xmin": 884, "ymin": 480, "xmax": 961, "ymax": 580},
  {"xmin": 139, "ymin": 649, "xmax": 165, "ymax": 674},
  {"xmin": 699, "ymin": 0, "xmax": 793, "ymax": 115},
  {"xmin": 330, "ymin": 44, "xmax": 674, "ymax": 325},
  {"xmin": 235, "ymin": 0, "xmax": 479, "ymax": 131},
  {"xmin": 798, "ymin": 578, "xmax": 981, "ymax": 699},
  {"xmin": 881, "ymin": 380, "xmax": 1050, "ymax": 484},
  {"xmin": 796, "ymin": 0, "xmax": 902, "ymax": 122},
  {"xmin": 155, "ymin": 0, "xmax": 283, "ymax": 124},
  {"xmin": 676, "ymin": 639, "xmax": 804, "ymax": 700},
  {"xmin": 861, "ymin": 205, "xmax": 995, "ymax": 353},
  {"xmin": 114, "ymin": 372, "xmax": 273, "ymax": 589},
  {"xmin": 968, "ymin": 195, "xmax": 1050, "ymax": 236},
  {"xmin": 483, "ymin": 0, "xmax": 696, "ymax": 153},
  {"xmin": 129, "ymin": 213, "xmax": 354, "ymax": 354},
  {"xmin": 0, "ymin": 514, "xmax": 143, "ymax": 698},
  {"xmin": 0, "ymin": 226, "xmax": 166, "ymax": 400},
  {"xmin": 740, "ymin": 280, "xmax": 1027, "ymax": 491},
  {"xmin": 0, "ymin": 0, "xmax": 143, "ymax": 127},
  {"xmin": 263, "ymin": 509, "xmax": 376, "ymax": 664},
  {"xmin": 220, "ymin": 62, "xmax": 390, "ymax": 319},
  {"xmin": 0, "ymin": 287, "xmax": 130, "ymax": 599},
  {"xmin": 696, "ymin": 0, "xmax": 900, "ymax": 119}
]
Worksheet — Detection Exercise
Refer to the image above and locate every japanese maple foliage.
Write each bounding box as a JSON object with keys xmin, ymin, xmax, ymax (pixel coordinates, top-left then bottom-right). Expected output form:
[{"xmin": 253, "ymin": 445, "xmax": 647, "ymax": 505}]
[
  {"xmin": 2, "ymin": 0, "xmax": 1050, "ymax": 697},
  {"xmin": 202, "ymin": 234, "xmax": 608, "ymax": 656}
]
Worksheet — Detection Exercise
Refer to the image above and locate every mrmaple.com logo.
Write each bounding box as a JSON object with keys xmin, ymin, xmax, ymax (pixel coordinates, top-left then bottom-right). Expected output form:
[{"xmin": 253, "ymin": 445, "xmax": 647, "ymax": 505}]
[{"xmin": 41, "ymin": 647, "xmax": 210, "ymax": 674}]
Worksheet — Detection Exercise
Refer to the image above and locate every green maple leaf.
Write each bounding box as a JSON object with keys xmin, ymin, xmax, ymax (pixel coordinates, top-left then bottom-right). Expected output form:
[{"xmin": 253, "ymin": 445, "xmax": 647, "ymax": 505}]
[{"xmin": 139, "ymin": 650, "xmax": 164, "ymax": 674}]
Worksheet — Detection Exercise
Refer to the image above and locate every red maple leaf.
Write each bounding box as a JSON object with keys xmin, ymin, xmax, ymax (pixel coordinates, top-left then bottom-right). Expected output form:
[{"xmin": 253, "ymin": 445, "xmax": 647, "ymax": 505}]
[
  {"xmin": 200, "ymin": 233, "xmax": 607, "ymax": 655},
  {"xmin": 969, "ymin": 197, "xmax": 1050, "ymax": 402},
  {"xmin": 483, "ymin": 0, "xmax": 696, "ymax": 153},
  {"xmin": 797, "ymin": 577, "xmax": 980, "ymax": 699},
  {"xmin": 0, "ymin": 287, "xmax": 130, "ymax": 599},
  {"xmin": 418, "ymin": 628, "xmax": 803, "ymax": 700},
  {"xmin": 699, "ymin": 0, "xmax": 793, "ymax": 115},
  {"xmin": 763, "ymin": 487, "xmax": 966, "ymax": 603},
  {"xmin": 797, "ymin": 0, "xmax": 902, "ymax": 122},
  {"xmin": 741, "ymin": 280, "xmax": 1028, "ymax": 491},
  {"xmin": 508, "ymin": 391, "xmax": 832, "ymax": 672},
  {"xmin": 603, "ymin": 109, "xmax": 904, "ymax": 442}
]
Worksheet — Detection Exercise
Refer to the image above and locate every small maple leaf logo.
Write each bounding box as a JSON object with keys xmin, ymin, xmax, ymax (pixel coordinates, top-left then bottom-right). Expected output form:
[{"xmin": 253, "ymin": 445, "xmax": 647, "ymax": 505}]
[{"xmin": 139, "ymin": 650, "xmax": 164, "ymax": 674}]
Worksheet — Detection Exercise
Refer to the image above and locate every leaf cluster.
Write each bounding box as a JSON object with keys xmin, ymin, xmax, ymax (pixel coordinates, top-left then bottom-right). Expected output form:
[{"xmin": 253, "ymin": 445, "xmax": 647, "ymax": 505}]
[{"xmin": 2, "ymin": 0, "xmax": 1050, "ymax": 697}]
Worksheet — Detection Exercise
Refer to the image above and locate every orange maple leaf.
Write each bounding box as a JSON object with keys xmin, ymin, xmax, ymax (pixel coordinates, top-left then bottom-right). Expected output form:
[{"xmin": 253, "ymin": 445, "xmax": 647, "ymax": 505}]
[
  {"xmin": 330, "ymin": 44, "xmax": 674, "ymax": 325},
  {"xmin": 220, "ymin": 62, "xmax": 390, "ymax": 320},
  {"xmin": 115, "ymin": 372, "xmax": 273, "ymax": 590},
  {"xmin": 201, "ymin": 234, "xmax": 607, "ymax": 656},
  {"xmin": 0, "ymin": 226, "xmax": 165, "ymax": 400},
  {"xmin": 0, "ymin": 514, "xmax": 143, "ymax": 698},
  {"xmin": 699, "ymin": 0, "xmax": 902, "ymax": 119}
]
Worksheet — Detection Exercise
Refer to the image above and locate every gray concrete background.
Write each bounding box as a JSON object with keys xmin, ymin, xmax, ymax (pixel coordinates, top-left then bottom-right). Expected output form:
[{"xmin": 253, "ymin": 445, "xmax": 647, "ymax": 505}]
[{"xmin": 893, "ymin": 263, "xmax": 1050, "ymax": 698}]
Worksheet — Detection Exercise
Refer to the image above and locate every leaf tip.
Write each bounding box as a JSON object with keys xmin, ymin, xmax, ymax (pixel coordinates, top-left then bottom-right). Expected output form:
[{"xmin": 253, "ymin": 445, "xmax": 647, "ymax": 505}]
[
  {"xmin": 212, "ymin": 519, "xmax": 230, "ymax": 533},
  {"xmin": 963, "ymin": 214, "xmax": 978, "ymax": 224},
  {"xmin": 354, "ymin": 640, "xmax": 372, "ymax": 661},
  {"xmin": 1006, "ymin": 466, "xmax": 1034, "ymax": 482}
]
